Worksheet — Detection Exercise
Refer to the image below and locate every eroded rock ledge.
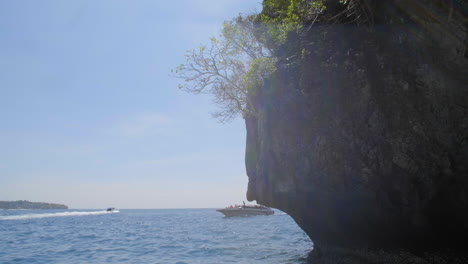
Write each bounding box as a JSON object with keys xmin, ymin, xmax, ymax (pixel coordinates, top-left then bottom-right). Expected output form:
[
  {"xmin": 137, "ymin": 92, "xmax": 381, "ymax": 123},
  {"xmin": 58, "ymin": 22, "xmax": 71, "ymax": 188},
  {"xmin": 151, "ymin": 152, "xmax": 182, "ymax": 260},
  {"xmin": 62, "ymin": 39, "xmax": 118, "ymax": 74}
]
[{"xmin": 246, "ymin": 0, "xmax": 468, "ymax": 252}]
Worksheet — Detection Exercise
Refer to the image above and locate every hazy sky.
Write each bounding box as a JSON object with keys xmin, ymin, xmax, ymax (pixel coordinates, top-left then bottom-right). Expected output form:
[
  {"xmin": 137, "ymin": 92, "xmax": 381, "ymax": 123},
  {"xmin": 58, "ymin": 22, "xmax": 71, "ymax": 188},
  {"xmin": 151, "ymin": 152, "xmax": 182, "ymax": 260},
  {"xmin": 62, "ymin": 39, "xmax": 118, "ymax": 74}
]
[{"xmin": 0, "ymin": 0, "xmax": 262, "ymax": 209}]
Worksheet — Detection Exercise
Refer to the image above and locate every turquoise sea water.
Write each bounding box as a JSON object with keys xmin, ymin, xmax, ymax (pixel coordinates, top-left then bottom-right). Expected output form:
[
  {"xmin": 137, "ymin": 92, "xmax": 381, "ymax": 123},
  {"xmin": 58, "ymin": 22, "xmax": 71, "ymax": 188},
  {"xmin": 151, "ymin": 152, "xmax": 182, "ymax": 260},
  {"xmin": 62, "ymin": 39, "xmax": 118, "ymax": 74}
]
[{"xmin": 0, "ymin": 209, "xmax": 312, "ymax": 263}]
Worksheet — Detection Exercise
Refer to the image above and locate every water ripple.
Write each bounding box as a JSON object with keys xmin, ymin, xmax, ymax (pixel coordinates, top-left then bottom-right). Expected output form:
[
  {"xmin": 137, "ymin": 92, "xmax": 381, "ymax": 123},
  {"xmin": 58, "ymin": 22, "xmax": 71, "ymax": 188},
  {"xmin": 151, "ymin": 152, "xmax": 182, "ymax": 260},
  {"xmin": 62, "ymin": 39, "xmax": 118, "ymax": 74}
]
[{"xmin": 0, "ymin": 209, "xmax": 312, "ymax": 263}]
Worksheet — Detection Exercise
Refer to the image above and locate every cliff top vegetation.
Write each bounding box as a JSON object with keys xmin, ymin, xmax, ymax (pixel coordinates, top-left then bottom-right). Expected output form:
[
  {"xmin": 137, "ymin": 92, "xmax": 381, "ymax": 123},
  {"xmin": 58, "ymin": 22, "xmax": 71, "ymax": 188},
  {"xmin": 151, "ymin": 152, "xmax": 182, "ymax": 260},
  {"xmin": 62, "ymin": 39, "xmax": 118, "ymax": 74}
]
[{"xmin": 173, "ymin": 0, "xmax": 466, "ymax": 122}]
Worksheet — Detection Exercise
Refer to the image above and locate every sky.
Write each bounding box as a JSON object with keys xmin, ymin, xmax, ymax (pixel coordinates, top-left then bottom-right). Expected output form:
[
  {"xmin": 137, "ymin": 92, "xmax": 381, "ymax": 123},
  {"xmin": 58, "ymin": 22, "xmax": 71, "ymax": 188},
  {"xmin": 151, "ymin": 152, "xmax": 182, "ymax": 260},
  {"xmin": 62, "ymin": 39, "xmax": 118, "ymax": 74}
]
[{"xmin": 0, "ymin": 0, "xmax": 263, "ymax": 209}]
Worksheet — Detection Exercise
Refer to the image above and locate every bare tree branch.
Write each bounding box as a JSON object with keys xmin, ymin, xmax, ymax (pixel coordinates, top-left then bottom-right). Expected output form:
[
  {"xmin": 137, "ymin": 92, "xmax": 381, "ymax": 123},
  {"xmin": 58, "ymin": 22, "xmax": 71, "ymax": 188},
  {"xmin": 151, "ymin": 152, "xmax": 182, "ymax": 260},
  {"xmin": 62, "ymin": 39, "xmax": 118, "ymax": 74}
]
[{"xmin": 172, "ymin": 15, "xmax": 275, "ymax": 123}]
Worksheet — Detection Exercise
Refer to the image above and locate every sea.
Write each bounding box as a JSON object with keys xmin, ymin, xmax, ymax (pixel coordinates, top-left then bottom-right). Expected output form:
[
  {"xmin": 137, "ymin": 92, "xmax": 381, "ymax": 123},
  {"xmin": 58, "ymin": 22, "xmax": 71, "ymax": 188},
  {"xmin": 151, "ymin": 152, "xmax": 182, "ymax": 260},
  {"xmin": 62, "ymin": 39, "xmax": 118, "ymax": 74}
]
[{"xmin": 0, "ymin": 209, "xmax": 313, "ymax": 264}]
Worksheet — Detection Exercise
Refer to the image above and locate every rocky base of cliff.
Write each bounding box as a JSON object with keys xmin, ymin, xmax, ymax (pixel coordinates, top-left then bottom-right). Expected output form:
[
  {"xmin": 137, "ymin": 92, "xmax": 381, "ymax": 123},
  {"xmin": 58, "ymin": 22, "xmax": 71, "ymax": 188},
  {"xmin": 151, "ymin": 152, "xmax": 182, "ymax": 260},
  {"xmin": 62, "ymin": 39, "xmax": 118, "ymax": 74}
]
[{"xmin": 306, "ymin": 247, "xmax": 468, "ymax": 264}]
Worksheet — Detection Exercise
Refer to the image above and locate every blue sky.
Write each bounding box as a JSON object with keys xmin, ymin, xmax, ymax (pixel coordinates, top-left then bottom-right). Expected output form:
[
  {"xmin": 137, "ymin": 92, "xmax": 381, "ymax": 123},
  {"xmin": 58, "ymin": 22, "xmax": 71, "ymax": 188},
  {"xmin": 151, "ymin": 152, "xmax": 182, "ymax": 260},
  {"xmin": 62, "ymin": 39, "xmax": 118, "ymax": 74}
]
[{"xmin": 0, "ymin": 0, "xmax": 262, "ymax": 209}]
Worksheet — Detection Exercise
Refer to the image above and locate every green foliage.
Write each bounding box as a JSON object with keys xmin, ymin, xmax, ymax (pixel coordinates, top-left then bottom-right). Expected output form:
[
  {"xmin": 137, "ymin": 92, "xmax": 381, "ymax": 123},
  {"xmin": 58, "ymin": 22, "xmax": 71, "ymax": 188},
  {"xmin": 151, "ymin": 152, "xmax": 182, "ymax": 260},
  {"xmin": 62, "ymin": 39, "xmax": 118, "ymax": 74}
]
[
  {"xmin": 243, "ymin": 57, "xmax": 277, "ymax": 96},
  {"xmin": 259, "ymin": 0, "xmax": 327, "ymax": 48},
  {"xmin": 261, "ymin": 0, "xmax": 327, "ymax": 22}
]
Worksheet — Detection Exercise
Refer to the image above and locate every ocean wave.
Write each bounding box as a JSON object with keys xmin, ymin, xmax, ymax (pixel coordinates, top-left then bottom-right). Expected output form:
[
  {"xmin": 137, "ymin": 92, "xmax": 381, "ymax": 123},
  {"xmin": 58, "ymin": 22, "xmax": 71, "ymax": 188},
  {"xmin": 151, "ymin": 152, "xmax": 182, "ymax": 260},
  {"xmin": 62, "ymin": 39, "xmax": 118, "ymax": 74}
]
[
  {"xmin": 0, "ymin": 209, "xmax": 312, "ymax": 263},
  {"xmin": 0, "ymin": 210, "xmax": 119, "ymax": 221}
]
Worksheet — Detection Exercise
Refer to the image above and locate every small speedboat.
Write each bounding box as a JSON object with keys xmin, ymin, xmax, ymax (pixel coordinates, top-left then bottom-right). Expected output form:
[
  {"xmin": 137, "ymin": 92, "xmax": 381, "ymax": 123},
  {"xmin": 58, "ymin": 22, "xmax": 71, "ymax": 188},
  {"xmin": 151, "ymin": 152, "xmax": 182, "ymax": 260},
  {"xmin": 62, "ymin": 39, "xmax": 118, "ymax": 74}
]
[
  {"xmin": 106, "ymin": 207, "xmax": 115, "ymax": 212},
  {"xmin": 216, "ymin": 203, "xmax": 274, "ymax": 217}
]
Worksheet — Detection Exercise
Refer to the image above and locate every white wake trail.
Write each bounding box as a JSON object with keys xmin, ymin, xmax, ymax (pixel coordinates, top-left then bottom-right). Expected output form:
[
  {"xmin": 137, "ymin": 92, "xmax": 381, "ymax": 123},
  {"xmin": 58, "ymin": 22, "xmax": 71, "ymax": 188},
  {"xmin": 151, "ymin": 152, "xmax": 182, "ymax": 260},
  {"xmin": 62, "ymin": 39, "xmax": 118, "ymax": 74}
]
[{"xmin": 0, "ymin": 210, "xmax": 119, "ymax": 221}]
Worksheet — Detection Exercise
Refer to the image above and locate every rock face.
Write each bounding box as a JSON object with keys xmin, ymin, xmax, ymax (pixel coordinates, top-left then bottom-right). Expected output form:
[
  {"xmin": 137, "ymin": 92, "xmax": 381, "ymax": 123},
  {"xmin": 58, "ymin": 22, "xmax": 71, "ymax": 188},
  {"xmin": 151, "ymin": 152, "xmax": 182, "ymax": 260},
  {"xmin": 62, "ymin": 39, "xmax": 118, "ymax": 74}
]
[{"xmin": 246, "ymin": 0, "xmax": 468, "ymax": 251}]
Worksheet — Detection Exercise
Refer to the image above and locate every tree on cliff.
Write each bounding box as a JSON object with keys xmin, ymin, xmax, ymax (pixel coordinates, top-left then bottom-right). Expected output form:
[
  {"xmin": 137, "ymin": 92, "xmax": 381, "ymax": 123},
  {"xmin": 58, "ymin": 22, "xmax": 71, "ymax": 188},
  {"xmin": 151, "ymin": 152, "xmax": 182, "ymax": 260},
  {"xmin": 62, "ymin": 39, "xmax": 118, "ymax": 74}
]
[{"xmin": 173, "ymin": 15, "xmax": 276, "ymax": 123}]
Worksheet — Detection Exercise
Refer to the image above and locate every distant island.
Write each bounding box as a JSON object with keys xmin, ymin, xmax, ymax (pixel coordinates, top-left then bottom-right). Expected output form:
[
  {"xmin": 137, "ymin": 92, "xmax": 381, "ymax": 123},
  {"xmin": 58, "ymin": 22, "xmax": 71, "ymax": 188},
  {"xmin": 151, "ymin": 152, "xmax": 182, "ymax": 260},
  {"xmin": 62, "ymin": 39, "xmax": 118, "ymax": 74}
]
[{"xmin": 0, "ymin": 200, "xmax": 68, "ymax": 210}]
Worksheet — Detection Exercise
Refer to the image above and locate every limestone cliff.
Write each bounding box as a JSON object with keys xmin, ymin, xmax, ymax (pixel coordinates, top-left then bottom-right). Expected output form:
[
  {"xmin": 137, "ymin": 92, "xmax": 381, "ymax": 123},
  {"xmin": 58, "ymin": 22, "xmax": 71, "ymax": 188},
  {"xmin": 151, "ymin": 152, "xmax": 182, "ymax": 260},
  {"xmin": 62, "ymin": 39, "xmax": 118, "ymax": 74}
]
[{"xmin": 246, "ymin": 0, "xmax": 468, "ymax": 251}]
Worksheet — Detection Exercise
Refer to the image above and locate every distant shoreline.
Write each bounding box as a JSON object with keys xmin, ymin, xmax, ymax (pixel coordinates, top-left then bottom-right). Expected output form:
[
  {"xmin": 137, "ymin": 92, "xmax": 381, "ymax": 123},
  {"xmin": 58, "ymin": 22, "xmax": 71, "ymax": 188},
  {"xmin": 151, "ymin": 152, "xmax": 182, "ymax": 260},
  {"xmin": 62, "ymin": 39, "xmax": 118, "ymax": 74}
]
[
  {"xmin": 0, "ymin": 200, "xmax": 68, "ymax": 210},
  {"xmin": 0, "ymin": 208, "xmax": 68, "ymax": 210}
]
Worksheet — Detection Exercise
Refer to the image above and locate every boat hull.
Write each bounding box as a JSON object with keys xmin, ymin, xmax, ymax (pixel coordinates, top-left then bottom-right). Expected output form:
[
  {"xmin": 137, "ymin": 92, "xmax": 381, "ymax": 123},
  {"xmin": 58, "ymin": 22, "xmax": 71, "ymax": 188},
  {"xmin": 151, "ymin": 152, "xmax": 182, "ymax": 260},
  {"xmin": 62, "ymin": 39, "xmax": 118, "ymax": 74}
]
[{"xmin": 216, "ymin": 207, "xmax": 274, "ymax": 217}]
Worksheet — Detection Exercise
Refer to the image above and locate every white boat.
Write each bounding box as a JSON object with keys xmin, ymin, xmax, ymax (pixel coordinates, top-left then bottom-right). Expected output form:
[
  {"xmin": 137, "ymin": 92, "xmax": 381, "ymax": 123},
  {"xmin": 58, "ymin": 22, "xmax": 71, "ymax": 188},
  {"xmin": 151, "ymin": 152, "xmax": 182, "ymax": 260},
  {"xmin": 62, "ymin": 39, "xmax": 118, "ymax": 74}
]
[{"xmin": 216, "ymin": 203, "xmax": 274, "ymax": 217}]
